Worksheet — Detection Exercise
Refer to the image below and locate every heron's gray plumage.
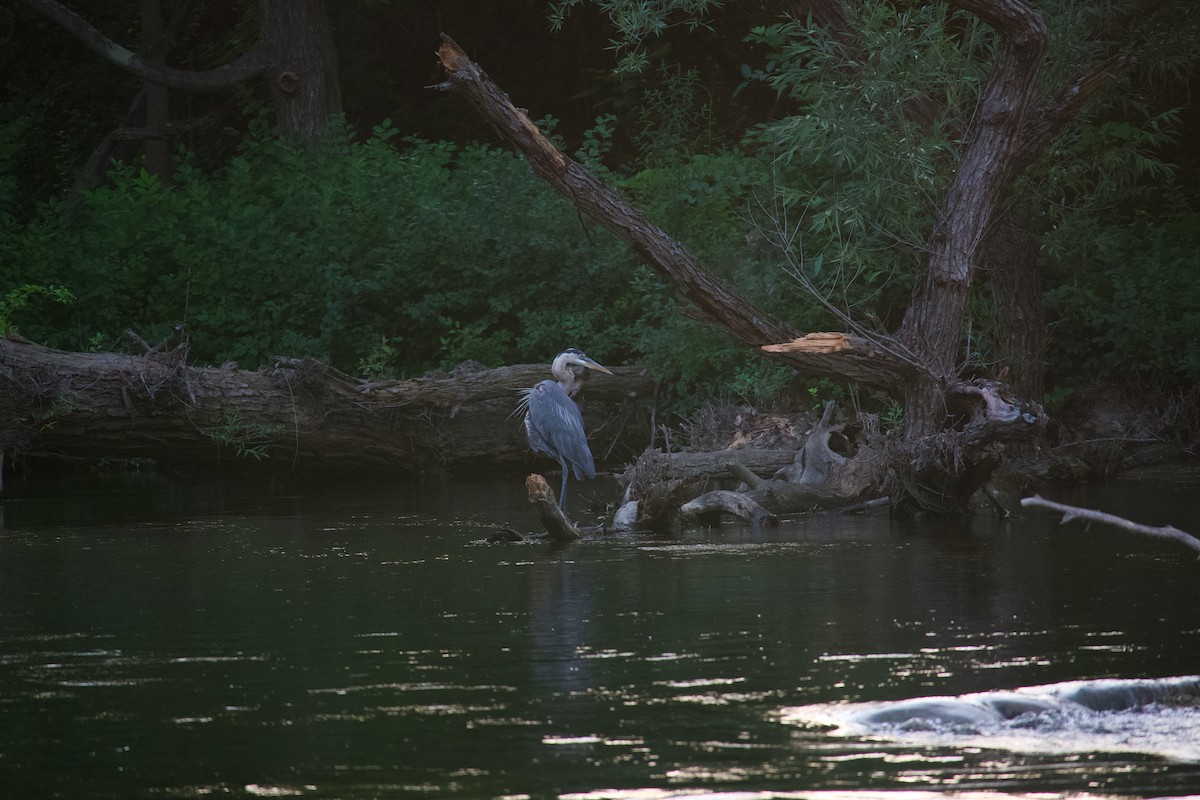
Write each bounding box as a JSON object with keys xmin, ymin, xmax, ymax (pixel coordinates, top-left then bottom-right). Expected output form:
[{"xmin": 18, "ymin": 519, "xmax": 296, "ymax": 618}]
[
  {"xmin": 526, "ymin": 380, "xmax": 595, "ymax": 481},
  {"xmin": 519, "ymin": 348, "xmax": 612, "ymax": 510}
]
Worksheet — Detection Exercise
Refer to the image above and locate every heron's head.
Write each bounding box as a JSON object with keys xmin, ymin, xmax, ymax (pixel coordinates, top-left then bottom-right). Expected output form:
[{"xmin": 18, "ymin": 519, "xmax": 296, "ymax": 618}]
[{"xmin": 552, "ymin": 348, "xmax": 612, "ymax": 394}]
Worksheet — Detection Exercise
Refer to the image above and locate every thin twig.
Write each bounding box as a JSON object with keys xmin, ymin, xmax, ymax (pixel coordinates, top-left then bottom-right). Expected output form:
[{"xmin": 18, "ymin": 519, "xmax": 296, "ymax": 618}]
[{"xmin": 1021, "ymin": 495, "xmax": 1200, "ymax": 557}]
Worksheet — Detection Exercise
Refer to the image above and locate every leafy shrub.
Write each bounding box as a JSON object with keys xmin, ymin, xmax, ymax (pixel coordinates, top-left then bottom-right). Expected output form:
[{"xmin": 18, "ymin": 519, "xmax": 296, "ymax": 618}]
[
  {"xmin": 1045, "ymin": 210, "xmax": 1200, "ymax": 384},
  {"xmin": 3, "ymin": 116, "xmax": 815, "ymax": 412},
  {"xmin": 7, "ymin": 121, "xmax": 651, "ymax": 375}
]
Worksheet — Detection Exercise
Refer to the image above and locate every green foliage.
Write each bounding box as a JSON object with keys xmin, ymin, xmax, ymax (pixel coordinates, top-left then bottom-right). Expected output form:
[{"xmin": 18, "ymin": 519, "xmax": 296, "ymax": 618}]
[
  {"xmin": 632, "ymin": 65, "xmax": 713, "ymax": 167},
  {"xmin": 356, "ymin": 335, "xmax": 401, "ymax": 381},
  {"xmin": 743, "ymin": 2, "xmax": 976, "ymax": 329},
  {"xmin": 576, "ymin": 114, "xmax": 618, "ymax": 169},
  {"xmin": 207, "ymin": 414, "xmax": 282, "ymax": 461},
  {"xmin": 0, "ymin": 283, "xmax": 75, "ymax": 336},
  {"xmin": 5, "ymin": 121, "xmax": 652, "ymax": 374},
  {"xmin": 549, "ymin": 0, "xmax": 720, "ymax": 73},
  {"xmin": 880, "ymin": 399, "xmax": 904, "ymax": 433},
  {"xmin": 730, "ymin": 360, "xmax": 794, "ymax": 405},
  {"xmin": 801, "ymin": 377, "xmax": 845, "ymax": 411},
  {"xmin": 1045, "ymin": 209, "xmax": 1200, "ymax": 384},
  {"xmin": 3, "ymin": 113, "xmax": 803, "ymax": 410}
]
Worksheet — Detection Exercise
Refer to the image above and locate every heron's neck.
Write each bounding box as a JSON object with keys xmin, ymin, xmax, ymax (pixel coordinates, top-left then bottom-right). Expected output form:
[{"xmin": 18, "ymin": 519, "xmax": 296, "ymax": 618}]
[
  {"xmin": 551, "ymin": 355, "xmax": 582, "ymax": 397},
  {"xmin": 556, "ymin": 372, "xmax": 581, "ymax": 397}
]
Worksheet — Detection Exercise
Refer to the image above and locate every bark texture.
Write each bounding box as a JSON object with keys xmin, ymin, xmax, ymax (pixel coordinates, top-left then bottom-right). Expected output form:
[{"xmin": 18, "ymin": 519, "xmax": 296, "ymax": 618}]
[
  {"xmin": 262, "ymin": 0, "xmax": 343, "ymax": 142},
  {"xmin": 897, "ymin": 0, "xmax": 1047, "ymax": 435}
]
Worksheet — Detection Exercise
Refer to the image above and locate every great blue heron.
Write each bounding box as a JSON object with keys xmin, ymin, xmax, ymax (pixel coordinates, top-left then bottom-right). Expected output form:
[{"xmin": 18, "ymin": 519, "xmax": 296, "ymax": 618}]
[{"xmin": 518, "ymin": 348, "xmax": 613, "ymax": 511}]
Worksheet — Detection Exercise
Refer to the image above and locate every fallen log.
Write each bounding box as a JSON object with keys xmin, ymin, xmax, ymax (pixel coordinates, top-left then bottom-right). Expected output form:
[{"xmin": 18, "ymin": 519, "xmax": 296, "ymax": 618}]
[
  {"xmin": 616, "ymin": 448, "xmax": 800, "ymax": 486},
  {"xmin": 680, "ymin": 490, "xmax": 778, "ymax": 526},
  {"xmin": 0, "ymin": 335, "xmax": 654, "ymax": 476}
]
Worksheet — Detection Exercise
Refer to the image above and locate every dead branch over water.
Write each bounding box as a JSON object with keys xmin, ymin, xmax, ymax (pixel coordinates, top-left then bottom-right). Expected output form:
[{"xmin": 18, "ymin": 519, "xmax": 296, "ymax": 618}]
[{"xmin": 1021, "ymin": 495, "xmax": 1200, "ymax": 557}]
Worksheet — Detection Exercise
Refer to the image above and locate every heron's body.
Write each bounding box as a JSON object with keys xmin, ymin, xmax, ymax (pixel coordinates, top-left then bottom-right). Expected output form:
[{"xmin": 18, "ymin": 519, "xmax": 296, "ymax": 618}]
[{"xmin": 519, "ymin": 349, "xmax": 612, "ymax": 511}]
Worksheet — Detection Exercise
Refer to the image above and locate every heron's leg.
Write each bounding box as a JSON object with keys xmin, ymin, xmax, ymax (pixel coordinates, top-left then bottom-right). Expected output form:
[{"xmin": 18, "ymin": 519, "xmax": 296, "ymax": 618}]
[{"xmin": 558, "ymin": 469, "xmax": 569, "ymax": 511}]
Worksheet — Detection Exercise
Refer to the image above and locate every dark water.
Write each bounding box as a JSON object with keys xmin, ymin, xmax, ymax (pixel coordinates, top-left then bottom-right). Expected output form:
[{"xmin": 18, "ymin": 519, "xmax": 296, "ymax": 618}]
[{"xmin": 1, "ymin": 468, "xmax": 1199, "ymax": 799}]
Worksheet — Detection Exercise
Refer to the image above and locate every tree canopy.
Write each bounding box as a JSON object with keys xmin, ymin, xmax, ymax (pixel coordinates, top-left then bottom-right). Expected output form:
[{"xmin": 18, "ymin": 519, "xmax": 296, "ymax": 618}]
[{"xmin": 3, "ymin": 0, "xmax": 1198, "ymax": 414}]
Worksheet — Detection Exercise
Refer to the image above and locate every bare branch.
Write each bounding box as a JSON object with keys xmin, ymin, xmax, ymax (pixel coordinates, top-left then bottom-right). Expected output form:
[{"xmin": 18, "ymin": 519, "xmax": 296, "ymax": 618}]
[
  {"xmin": 20, "ymin": 0, "xmax": 269, "ymax": 92},
  {"xmin": 1021, "ymin": 495, "xmax": 1200, "ymax": 557}
]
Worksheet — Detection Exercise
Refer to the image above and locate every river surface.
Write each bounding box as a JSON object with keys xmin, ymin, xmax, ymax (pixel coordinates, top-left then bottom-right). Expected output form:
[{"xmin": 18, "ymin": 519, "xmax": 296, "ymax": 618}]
[{"xmin": 1, "ymin": 468, "xmax": 1198, "ymax": 799}]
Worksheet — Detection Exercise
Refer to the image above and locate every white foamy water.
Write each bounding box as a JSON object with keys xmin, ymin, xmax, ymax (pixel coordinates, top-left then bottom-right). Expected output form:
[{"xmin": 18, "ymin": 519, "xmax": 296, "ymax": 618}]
[{"xmin": 781, "ymin": 675, "xmax": 1200, "ymax": 761}]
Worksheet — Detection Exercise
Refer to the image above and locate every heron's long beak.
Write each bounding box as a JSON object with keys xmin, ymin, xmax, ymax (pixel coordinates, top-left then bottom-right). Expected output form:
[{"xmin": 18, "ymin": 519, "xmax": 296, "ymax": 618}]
[{"xmin": 578, "ymin": 356, "xmax": 613, "ymax": 375}]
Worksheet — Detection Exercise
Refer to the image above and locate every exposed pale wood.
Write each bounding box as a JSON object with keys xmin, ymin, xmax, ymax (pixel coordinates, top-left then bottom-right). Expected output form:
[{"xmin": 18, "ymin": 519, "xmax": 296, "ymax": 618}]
[
  {"xmin": 525, "ymin": 473, "xmax": 581, "ymax": 541},
  {"xmin": 680, "ymin": 490, "xmax": 778, "ymax": 526},
  {"xmin": 762, "ymin": 332, "xmax": 855, "ymax": 354}
]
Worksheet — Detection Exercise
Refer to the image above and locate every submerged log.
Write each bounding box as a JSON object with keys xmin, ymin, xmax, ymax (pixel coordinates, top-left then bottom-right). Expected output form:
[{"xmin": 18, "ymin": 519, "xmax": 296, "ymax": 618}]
[{"xmin": 0, "ymin": 335, "xmax": 654, "ymax": 476}]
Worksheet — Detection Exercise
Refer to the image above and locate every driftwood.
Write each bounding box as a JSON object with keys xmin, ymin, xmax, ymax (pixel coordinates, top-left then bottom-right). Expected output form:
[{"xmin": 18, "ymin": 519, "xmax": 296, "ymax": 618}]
[
  {"xmin": 738, "ymin": 403, "xmax": 886, "ymax": 514},
  {"xmin": 0, "ymin": 335, "xmax": 653, "ymax": 476},
  {"xmin": 614, "ymin": 403, "xmax": 891, "ymax": 526},
  {"xmin": 680, "ymin": 490, "xmax": 778, "ymax": 526},
  {"xmin": 1021, "ymin": 495, "xmax": 1200, "ymax": 557},
  {"xmin": 525, "ymin": 474, "xmax": 581, "ymax": 541}
]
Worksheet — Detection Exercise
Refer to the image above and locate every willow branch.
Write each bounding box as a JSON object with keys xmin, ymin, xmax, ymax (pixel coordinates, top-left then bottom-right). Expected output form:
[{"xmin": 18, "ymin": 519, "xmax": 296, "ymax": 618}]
[{"xmin": 1012, "ymin": 54, "xmax": 1130, "ymax": 176}]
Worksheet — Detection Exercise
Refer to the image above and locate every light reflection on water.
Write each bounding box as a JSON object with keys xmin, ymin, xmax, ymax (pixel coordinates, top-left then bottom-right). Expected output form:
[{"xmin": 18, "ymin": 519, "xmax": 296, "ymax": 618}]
[{"xmin": 0, "ymin": 472, "xmax": 1198, "ymax": 798}]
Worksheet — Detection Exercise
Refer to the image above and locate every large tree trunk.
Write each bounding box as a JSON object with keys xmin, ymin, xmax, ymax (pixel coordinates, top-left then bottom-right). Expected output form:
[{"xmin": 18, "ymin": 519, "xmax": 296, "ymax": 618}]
[
  {"xmin": 138, "ymin": 0, "xmax": 173, "ymax": 181},
  {"xmin": 895, "ymin": 0, "xmax": 1047, "ymax": 439},
  {"xmin": 0, "ymin": 336, "xmax": 654, "ymax": 477},
  {"xmin": 984, "ymin": 214, "xmax": 1045, "ymax": 401},
  {"xmin": 262, "ymin": 0, "xmax": 343, "ymax": 142}
]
